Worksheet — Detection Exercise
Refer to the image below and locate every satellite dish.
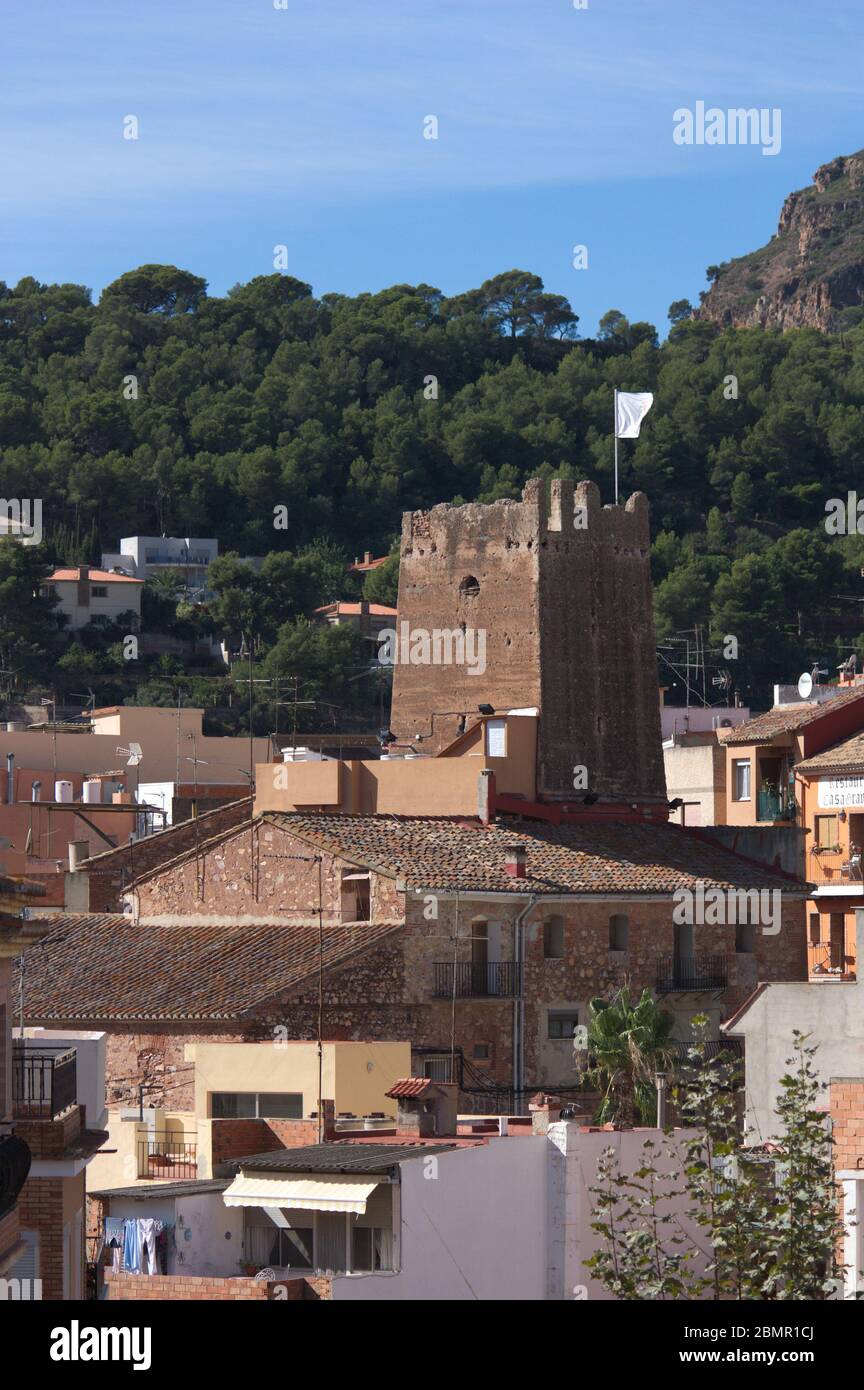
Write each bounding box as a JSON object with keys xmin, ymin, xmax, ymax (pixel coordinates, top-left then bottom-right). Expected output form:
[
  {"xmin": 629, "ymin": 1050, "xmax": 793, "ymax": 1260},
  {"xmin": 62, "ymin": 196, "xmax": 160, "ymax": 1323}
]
[{"xmin": 797, "ymin": 672, "xmax": 813, "ymax": 699}]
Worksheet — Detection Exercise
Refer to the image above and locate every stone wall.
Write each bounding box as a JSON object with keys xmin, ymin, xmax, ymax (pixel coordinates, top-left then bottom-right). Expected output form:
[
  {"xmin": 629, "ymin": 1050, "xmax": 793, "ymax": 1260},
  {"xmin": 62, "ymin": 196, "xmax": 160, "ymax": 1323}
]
[
  {"xmin": 390, "ymin": 479, "xmax": 666, "ymax": 803},
  {"xmin": 86, "ymin": 798, "xmax": 253, "ymax": 912}
]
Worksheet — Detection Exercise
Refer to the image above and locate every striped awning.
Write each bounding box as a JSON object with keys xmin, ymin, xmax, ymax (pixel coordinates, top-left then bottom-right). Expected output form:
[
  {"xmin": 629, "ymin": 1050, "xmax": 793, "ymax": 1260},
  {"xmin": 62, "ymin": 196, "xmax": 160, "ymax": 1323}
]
[{"xmin": 223, "ymin": 1173, "xmax": 378, "ymax": 1215}]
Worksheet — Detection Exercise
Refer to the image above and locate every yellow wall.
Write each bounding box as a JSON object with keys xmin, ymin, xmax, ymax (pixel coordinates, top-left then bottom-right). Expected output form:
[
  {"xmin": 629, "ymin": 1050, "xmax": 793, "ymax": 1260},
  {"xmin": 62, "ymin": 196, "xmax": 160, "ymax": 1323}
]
[
  {"xmin": 186, "ymin": 1040, "xmax": 410, "ymax": 1119},
  {"xmin": 85, "ymin": 1109, "xmax": 196, "ymax": 1192}
]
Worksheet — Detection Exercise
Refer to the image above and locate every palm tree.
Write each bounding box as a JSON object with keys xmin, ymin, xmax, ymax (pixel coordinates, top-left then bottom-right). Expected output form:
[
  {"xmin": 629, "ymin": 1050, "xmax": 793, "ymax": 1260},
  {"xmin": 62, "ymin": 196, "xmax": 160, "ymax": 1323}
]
[{"xmin": 580, "ymin": 987, "xmax": 676, "ymax": 1126}]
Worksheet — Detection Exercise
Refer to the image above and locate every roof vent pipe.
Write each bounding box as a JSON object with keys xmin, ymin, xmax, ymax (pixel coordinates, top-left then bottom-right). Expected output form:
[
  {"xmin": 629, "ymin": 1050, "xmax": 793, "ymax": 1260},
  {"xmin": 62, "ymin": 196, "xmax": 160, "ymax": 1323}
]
[{"xmin": 6, "ymin": 752, "xmax": 14, "ymax": 805}]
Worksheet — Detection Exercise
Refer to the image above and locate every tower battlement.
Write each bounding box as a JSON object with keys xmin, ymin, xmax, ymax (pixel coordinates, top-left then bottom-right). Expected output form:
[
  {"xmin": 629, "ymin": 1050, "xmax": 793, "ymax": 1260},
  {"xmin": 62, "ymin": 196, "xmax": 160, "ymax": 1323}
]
[{"xmin": 392, "ymin": 480, "xmax": 666, "ymax": 804}]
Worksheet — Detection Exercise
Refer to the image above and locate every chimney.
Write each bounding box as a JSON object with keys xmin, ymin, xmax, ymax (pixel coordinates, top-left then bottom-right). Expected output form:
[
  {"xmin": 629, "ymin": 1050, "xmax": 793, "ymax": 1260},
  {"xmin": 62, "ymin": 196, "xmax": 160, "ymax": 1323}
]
[
  {"xmin": 68, "ymin": 839, "xmax": 89, "ymax": 872},
  {"xmin": 311, "ymin": 1098, "xmax": 337, "ymax": 1142},
  {"xmin": 478, "ymin": 769, "xmax": 496, "ymax": 825},
  {"xmin": 529, "ymin": 1091, "xmax": 563, "ymax": 1135},
  {"xmin": 504, "ymin": 844, "xmax": 526, "ymax": 878},
  {"xmin": 6, "ymin": 752, "xmax": 14, "ymax": 805},
  {"xmin": 386, "ymin": 1080, "xmax": 458, "ymax": 1137},
  {"xmin": 364, "ymin": 551, "xmax": 372, "ymax": 565}
]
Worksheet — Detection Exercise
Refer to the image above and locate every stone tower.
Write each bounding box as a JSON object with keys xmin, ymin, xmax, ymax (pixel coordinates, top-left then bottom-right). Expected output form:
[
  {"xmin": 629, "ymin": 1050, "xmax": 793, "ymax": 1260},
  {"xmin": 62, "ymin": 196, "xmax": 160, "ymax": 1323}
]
[{"xmin": 390, "ymin": 478, "xmax": 666, "ymax": 805}]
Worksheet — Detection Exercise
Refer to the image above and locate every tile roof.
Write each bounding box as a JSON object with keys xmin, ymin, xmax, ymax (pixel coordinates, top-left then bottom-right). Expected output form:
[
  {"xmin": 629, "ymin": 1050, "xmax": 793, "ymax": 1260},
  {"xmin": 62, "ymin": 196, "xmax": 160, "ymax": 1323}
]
[
  {"xmin": 80, "ymin": 797, "xmax": 251, "ymax": 870},
  {"xmin": 314, "ymin": 602, "xmax": 397, "ymax": 617},
  {"xmin": 796, "ymin": 730, "xmax": 864, "ymax": 776},
  {"xmin": 18, "ymin": 914, "xmax": 403, "ymax": 1020},
  {"xmin": 48, "ymin": 567, "xmax": 143, "ymax": 584},
  {"xmin": 228, "ymin": 1142, "xmax": 460, "ymax": 1175},
  {"xmin": 720, "ymin": 687, "xmax": 864, "ymax": 745},
  {"xmin": 264, "ymin": 812, "xmax": 801, "ymax": 895},
  {"xmin": 385, "ymin": 1078, "xmax": 438, "ymax": 1099}
]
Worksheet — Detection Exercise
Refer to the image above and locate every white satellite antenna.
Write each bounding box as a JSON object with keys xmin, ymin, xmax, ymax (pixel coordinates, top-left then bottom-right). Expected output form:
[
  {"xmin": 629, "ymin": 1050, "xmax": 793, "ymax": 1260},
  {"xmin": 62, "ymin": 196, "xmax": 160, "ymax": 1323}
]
[
  {"xmin": 116, "ymin": 742, "xmax": 143, "ymax": 767},
  {"xmin": 797, "ymin": 672, "xmax": 813, "ymax": 700}
]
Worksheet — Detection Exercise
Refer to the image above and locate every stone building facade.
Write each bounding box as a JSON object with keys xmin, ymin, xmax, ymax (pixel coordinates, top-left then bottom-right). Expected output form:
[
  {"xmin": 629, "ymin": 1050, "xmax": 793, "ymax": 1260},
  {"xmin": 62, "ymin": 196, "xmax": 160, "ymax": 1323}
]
[
  {"xmin": 391, "ymin": 479, "xmax": 666, "ymax": 805},
  {"xmin": 24, "ymin": 811, "xmax": 808, "ymax": 1114}
]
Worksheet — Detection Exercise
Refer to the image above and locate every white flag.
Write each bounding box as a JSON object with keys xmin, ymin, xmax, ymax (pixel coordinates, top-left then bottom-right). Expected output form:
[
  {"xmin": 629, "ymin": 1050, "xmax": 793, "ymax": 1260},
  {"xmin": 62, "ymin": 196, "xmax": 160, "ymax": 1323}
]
[{"xmin": 615, "ymin": 391, "xmax": 654, "ymax": 438}]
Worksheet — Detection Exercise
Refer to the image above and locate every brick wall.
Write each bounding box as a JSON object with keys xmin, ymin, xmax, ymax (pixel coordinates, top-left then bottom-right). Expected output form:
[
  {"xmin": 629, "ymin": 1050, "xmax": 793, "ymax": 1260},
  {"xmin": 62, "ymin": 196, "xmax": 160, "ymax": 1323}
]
[
  {"xmin": 830, "ymin": 1078, "xmax": 864, "ymax": 1171},
  {"xmin": 0, "ymin": 1204, "xmax": 21, "ymax": 1272},
  {"xmin": 210, "ymin": 1116, "xmax": 335, "ymax": 1169},
  {"xmin": 18, "ymin": 1175, "xmax": 64, "ymax": 1300},
  {"xmin": 14, "ymin": 1105, "xmax": 82, "ymax": 1159},
  {"xmin": 105, "ymin": 1271, "xmax": 328, "ymax": 1300}
]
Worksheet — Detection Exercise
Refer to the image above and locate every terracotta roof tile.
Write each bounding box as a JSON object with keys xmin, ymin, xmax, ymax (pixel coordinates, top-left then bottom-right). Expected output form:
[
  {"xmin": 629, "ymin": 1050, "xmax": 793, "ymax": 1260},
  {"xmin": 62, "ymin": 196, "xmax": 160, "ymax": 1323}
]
[
  {"xmin": 796, "ymin": 729, "xmax": 864, "ymax": 776},
  {"xmin": 48, "ymin": 567, "xmax": 143, "ymax": 584},
  {"xmin": 385, "ymin": 1078, "xmax": 437, "ymax": 1099},
  {"xmin": 720, "ymin": 687, "xmax": 864, "ymax": 745},
  {"xmin": 19, "ymin": 914, "xmax": 402, "ymax": 1020},
  {"xmin": 265, "ymin": 812, "xmax": 800, "ymax": 895}
]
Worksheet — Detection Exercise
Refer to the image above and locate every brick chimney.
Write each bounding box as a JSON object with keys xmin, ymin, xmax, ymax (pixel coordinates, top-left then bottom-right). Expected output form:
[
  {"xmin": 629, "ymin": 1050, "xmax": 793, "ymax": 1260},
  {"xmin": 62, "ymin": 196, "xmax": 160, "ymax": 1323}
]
[
  {"xmin": 364, "ymin": 551, "xmax": 372, "ymax": 565},
  {"xmin": 504, "ymin": 844, "xmax": 526, "ymax": 878},
  {"xmin": 529, "ymin": 1091, "xmax": 563, "ymax": 1135}
]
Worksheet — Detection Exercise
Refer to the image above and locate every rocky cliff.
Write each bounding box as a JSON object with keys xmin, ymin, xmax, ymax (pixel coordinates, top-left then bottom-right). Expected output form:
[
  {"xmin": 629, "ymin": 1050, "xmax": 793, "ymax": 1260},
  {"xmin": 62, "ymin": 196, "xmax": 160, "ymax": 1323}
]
[{"xmin": 696, "ymin": 151, "xmax": 864, "ymax": 333}]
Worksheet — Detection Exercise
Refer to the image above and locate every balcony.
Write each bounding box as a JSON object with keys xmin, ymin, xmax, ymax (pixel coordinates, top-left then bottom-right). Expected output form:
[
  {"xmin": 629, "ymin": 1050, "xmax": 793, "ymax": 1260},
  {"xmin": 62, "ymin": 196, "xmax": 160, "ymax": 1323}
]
[
  {"xmin": 138, "ymin": 1135, "xmax": 198, "ymax": 1180},
  {"xmin": 808, "ymin": 849, "xmax": 864, "ymax": 891},
  {"xmin": 808, "ymin": 941, "xmax": 856, "ymax": 981},
  {"xmin": 656, "ymin": 954, "xmax": 728, "ymax": 993},
  {"xmin": 12, "ymin": 1043, "xmax": 77, "ymax": 1120},
  {"xmin": 757, "ymin": 789, "xmax": 795, "ymax": 823},
  {"xmin": 433, "ymin": 961, "xmax": 520, "ymax": 998}
]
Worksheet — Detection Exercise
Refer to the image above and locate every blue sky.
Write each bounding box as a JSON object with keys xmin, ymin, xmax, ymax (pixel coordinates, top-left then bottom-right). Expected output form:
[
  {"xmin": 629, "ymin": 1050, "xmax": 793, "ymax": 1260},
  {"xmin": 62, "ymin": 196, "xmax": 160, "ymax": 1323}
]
[{"xmin": 2, "ymin": 0, "xmax": 863, "ymax": 336}]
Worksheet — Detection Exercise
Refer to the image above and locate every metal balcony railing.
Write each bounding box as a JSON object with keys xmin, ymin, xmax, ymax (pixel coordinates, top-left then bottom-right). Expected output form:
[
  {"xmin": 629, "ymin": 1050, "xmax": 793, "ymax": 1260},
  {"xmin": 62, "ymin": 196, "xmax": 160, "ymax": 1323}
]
[
  {"xmin": 138, "ymin": 1136, "xmax": 198, "ymax": 1180},
  {"xmin": 12, "ymin": 1044, "xmax": 77, "ymax": 1119},
  {"xmin": 433, "ymin": 961, "xmax": 521, "ymax": 998},
  {"xmin": 757, "ymin": 790, "xmax": 795, "ymax": 822},
  {"xmin": 656, "ymin": 954, "xmax": 728, "ymax": 993},
  {"xmin": 808, "ymin": 941, "xmax": 855, "ymax": 979},
  {"xmin": 809, "ymin": 849, "xmax": 864, "ymax": 886}
]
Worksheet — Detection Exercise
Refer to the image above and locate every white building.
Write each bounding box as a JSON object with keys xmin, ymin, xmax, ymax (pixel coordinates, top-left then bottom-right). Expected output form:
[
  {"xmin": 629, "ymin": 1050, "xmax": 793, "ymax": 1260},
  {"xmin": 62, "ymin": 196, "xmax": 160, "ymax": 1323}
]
[
  {"xmin": 42, "ymin": 566, "xmax": 143, "ymax": 631},
  {"xmin": 101, "ymin": 536, "xmax": 219, "ymax": 593}
]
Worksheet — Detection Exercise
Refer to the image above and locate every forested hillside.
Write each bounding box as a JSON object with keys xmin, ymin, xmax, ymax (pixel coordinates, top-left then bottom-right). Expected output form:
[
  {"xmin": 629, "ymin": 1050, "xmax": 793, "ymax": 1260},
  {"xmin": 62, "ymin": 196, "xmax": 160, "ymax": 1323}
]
[{"xmin": 2, "ymin": 263, "xmax": 864, "ymax": 723}]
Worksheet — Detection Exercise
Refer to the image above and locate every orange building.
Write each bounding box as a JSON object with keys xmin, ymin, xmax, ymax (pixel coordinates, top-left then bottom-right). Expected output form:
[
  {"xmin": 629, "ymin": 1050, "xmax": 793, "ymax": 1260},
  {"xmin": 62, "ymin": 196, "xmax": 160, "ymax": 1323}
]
[
  {"xmin": 795, "ymin": 731, "xmax": 864, "ymax": 981},
  {"xmin": 720, "ymin": 687, "xmax": 864, "ymax": 982}
]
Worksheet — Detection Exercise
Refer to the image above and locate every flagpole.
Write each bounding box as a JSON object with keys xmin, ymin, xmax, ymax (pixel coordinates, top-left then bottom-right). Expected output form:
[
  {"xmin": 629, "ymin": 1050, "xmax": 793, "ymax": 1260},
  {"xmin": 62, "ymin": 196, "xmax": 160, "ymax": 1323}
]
[{"xmin": 613, "ymin": 388, "xmax": 619, "ymax": 504}]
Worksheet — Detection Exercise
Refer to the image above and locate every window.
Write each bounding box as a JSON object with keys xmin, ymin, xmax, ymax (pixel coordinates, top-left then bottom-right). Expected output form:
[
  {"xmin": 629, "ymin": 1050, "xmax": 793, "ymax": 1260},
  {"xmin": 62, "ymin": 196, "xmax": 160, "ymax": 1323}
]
[
  {"xmin": 459, "ymin": 575, "xmax": 480, "ymax": 598},
  {"xmin": 609, "ymin": 914, "xmax": 629, "ymax": 951},
  {"xmin": 809, "ymin": 912, "xmax": 821, "ymax": 946},
  {"xmin": 735, "ymin": 922, "xmax": 755, "ymax": 953},
  {"xmin": 815, "ymin": 814, "xmax": 837, "ymax": 848},
  {"xmin": 548, "ymin": 1010, "xmax": 579, "ymax": 1040},
  {"xmin": 341, "ymin": 870, "xmax": 371, "ymax": 922},
  {"xmin": 211, "ymin": 1092, "xmax": 303, "ymax": 1119},
  {"xmin": 472, "ymin": 1043, "xmax": 490, "ymax": 1061},
  {"xmin": 543, "ymin": 915, "xmax": 564, "ymax": 959},
  {"xmin": 733, "ymin": 760, "xmax": 751, "ymax": 801},
  {"xmin": 352, "ymin": 1226, "xmax": 390, "ymax": 1272},
  {"xmin": 90, "ymin": 585, "xmax": 108, "ymax": 598},
  {"xmin": 485, "ymin": 719, "xmax": 507, "ymax": 758},
  {"xmin": 245, "ymin": 1213, "xmax": 313, "ymax": 1270}
]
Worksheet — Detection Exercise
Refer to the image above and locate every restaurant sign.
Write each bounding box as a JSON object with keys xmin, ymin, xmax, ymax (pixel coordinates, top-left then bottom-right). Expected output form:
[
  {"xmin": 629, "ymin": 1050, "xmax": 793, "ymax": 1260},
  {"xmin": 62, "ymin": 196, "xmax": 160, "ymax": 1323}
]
[{"xmin": 817, "ymin": 775, "xmax": 864, "ymax": 808}]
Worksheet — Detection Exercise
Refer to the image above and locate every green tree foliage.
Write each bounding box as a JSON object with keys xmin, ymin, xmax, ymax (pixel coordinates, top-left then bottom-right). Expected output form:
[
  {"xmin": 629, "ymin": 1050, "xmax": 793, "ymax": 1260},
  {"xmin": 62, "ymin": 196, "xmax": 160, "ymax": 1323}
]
[
  {"xmin": 3, "ymin": 265, "xmax": 864, "ymax": 701},
  {"xmin": 586, "ymin": 1025, "xmax": 846, "ymax": 1300},
  {"xmin": 580, "ymin": 987, "xmax": 677, "ymax": 1125}
]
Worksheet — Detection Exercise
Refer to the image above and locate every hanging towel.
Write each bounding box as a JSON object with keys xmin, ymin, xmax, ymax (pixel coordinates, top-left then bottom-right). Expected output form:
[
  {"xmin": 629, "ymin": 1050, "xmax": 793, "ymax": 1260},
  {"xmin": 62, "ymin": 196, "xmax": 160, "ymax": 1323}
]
[
  {"xmin": 123, "ymin": 1217, "xmax": 141, "ymax": 1274},
  {"xmin": 139, "ymin": 1218, "xmax": 160, "ymax": 1276}
]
